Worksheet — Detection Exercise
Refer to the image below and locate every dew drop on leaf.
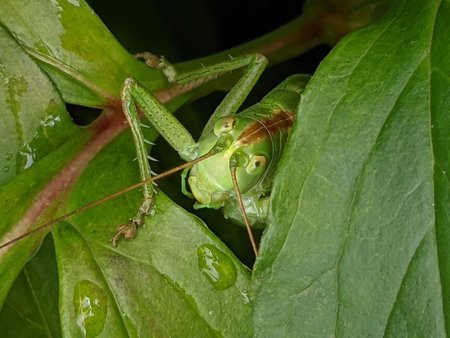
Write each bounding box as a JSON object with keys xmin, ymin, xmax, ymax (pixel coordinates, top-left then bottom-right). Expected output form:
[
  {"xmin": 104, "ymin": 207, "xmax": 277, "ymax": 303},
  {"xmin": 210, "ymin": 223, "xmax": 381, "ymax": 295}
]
[
  {"xmin": 19, "ymin": 143, "xmax": 36, "ymax": 169},
  {"xmin": 197, "ymin": 244, "xmax": 237, "ymax": 290},
  {"xmin": 73, "ymin": 279, "xmax": 107, "ymax": 338},
  {"xmin": 239, "ymin": 289, "xmax": 250, "ymax": 304},
  {"xmin": 40, "ymin": 114, "xmax": 61, "ymax": 127}
]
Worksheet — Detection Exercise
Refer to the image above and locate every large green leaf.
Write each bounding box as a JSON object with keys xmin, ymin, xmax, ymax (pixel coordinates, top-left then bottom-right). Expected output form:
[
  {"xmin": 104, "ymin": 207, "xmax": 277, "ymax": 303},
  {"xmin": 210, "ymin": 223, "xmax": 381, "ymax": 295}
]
[
  {"xmin": 0, "ymin": 23, "xmax": 83, "ymax": 302},
  {"xmin": 254, "ymin": 0, "xmax": 448, "ymax": 336},
  {"xmin": 51, "ymin": 131, "xmax": 252, "ymax": 337},
  {"xmin": 0, "ymin": 1, "xmax": 253, "ymax": 336}
]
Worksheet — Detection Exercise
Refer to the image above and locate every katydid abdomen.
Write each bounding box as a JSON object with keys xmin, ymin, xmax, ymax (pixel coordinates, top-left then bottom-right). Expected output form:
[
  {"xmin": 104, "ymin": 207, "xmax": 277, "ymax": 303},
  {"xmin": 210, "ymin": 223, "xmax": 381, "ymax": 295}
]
[{"xmin": 186, "ymin": 74, "xmax": 310, "ymax": 228}]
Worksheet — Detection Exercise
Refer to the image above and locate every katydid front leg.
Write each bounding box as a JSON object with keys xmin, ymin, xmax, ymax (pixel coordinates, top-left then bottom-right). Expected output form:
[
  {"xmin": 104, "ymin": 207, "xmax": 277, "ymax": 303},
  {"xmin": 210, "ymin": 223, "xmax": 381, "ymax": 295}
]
[
  {"xmin": 111, "ymin": 78, "xmax": 197, "ymax": 246},
  {"xmin": 112, "ymin": 54, "xmax": 268, "ymax": 246}
]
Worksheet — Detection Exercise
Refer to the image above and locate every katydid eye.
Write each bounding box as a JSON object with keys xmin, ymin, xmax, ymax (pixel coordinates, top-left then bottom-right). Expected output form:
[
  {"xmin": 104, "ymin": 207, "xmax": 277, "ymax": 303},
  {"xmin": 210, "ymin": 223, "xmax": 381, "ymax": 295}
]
[
  {"xmin": 245, "ymin": 155, "xmax": 267, "ymax": 175},
  {"xmin": 214, "ymin": 116, "xmax": 235, "ymax": 136},
  {"xmin": 230, "ymin": 151, "xmax": 249, "ymax": 168}
]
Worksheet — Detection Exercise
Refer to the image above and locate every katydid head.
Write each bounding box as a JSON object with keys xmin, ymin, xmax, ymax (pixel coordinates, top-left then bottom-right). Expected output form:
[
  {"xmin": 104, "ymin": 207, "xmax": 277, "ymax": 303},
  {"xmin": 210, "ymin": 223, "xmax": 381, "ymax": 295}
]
[{"xmin": 186, "ymin": 115, "xmax": 273, "ymax": 208}]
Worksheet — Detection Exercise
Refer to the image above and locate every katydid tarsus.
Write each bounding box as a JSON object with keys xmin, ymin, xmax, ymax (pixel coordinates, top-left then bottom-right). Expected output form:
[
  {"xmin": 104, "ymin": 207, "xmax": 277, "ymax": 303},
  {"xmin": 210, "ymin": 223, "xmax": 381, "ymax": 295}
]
[{"xmin": 0, "ymin": 53, "xmax": 309, "ymax": 256}]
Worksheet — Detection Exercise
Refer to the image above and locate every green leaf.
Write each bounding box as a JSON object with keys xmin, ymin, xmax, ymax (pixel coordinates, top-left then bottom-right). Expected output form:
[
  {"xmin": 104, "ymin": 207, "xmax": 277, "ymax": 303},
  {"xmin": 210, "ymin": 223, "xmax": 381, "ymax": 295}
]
[
  {"xmin": 49, "ymin": 131, "xmax": 253, "ymax": 337},
  {"xmin": 0, "ymin": 24, "xmax": 83, "ymax": 302},
  {"xmin": 0, "ymin": 237, "xmax": 61, "ymax": 338},
  {"xmin": 253, "ymin": 0, "xmax": 448, "ymax": 336},
  {"xmin": 0, "ymin": 25, "xmax": 78, "ymax": 186},
  {"xmin": 0, "ymin": 0, "xmax": 168, "ymax": 107}
]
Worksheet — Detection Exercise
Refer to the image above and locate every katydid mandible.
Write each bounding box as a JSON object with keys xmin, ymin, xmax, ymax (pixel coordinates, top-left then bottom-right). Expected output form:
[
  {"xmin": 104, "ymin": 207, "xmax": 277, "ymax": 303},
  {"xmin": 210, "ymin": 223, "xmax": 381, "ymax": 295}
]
[{"xmin": 113, "ymin": 53, "xmax": 310, "ymax": 255}]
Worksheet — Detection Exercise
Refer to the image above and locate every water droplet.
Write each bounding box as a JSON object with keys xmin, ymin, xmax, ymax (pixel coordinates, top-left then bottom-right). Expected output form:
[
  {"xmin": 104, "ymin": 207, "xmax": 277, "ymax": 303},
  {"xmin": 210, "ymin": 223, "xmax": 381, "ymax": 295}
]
[
  {"xmin": 68, "ymin": 0, "xmax": 81, "ymax": 7},
  {"xmin": 197, "ymin": 244, "xmax": 237, "ymax": 290},
  {"xmin": 73, "ymin": 280, "xmax": 107, "ymax": 337},
  {"xmin": 240, "ymin": 289, "xmax": 250, "ymax": 304},
  {"xmin": 19, "ymin": 143, "xmax": 36, "ymax": 169},
  {"xmin": 2, "ymin": 166, "xmax": 10, "ymax": 173},
  {"xmin": 4, "ymin": 153, "xmax": 12, "ymax": 161},
  {"xmin": 41, "ymin": 114, "xmax": 61, "ymax": 127}
]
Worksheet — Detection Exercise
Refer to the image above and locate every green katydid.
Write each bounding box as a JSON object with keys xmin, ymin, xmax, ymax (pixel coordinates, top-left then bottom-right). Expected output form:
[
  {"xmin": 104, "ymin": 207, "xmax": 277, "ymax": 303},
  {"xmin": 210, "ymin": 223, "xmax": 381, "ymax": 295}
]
[
  {"xmin": 0, "ymin": 54, "xmax": 309, "ymax": 256},
  {"xmin": 112, "ymin": 53, "xmax": 309, "ymax": 255}
]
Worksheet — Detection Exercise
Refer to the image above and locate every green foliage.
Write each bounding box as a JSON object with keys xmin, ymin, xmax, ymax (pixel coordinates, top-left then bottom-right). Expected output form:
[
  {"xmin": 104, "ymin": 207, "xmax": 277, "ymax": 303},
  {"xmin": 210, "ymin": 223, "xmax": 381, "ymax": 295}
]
[
  {"xmin": 0, "ymin": 0, "xmax": 448, "ymax": 337},
  {"xmin": 254, "ymin": 1, "xmax": 449, "ymax": 336}
]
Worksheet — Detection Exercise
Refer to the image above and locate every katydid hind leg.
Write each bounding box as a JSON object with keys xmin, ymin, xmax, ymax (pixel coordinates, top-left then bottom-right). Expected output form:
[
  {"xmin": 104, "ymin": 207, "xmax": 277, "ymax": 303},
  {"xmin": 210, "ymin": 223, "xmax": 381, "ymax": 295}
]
[
  {"xmin": 112, "ymin": 77, "xmax": 205, "ymax": 245},
  {"xmin": 199, "ymin": 54, "xmax": 268, "ymax": 139},
  {"xmin": 125, "ymin": 78, "xmax": 198, "ymax": 162},
  {"xmin": 111, "ymin": 79, "xmax": 160, "ymax": 246},
  {"xmin": 135, "ymin": 52, "xmax": 177, "ymax": 83},
  {"xmin": 135, "ymin": 52, "xmax": 268, "ymax": 140}
]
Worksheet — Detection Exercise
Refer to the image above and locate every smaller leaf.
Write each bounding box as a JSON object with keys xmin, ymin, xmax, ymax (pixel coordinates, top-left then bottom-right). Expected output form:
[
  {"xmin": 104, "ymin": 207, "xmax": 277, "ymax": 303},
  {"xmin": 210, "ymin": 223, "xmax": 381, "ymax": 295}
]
[
  {"xmin": 0, "ymin": 24, "xmax": 83, "ymax": 305},
  {"xmin": 0, "ymin": 0, "xmax": 168, "ymax": 107}
]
